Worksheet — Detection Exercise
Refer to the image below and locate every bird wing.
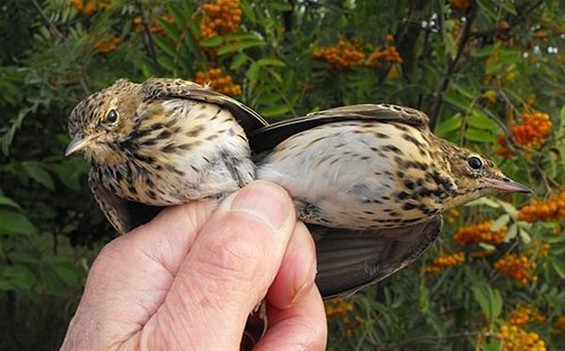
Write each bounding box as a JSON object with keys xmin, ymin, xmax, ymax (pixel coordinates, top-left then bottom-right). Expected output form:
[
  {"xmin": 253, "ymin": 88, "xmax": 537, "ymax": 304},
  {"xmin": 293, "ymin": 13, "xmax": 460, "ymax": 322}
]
[
  {"xmin": 249, "ymin": 104, "xmax": 430, "ymax": 153},
  {"xmin": 142, "ymin": 78, "xmax": 268, "ymax": 134},
  {"xmin": 312, "ymin": 215, "xmax": 443, "ymax": 299},
  {"xmin": 89, "ymin": 171, "xmax": 162, "ymax": 235}
]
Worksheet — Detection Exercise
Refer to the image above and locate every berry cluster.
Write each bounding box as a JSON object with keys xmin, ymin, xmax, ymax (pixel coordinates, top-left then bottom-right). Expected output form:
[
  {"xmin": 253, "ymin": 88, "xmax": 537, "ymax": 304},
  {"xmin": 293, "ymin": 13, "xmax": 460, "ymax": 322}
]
[
  {"xmin": 453, "ymin": 220, "xmax": 507, "ymax": 246},
  {"xmin": 367, "ymin": 46, "xmax": 403, "ymax": 67},
  {"xmin": 499, "ymin": 325, "xmax": 546, "ymax": 351},
  {"xmin": 132, "ymin": 15, "xmax": 175, "ymax": 35},
  {"xmin": 313, "ymin": 36, "xmax": 403, "ymax": 72},
  {"xmin": 507, "ymin": 306, "xmax": 546, "ymax": 327},
  {"xmin": 526, "ymin": 240, "xmax": 551, "ymax": 258},
  {"xmin": 446, "ymin": 208, "xmax": 460, "ymax": 224},
  {"xmin": 424, "ymin": 252, "xmax": 465, "ymax": 273},
  {"xmin": 552, "ymin": 315, "xmax": 565, "ymax": 334},
  {"xmin": 312, "ymin": 37, "xmax": 366, "ymax": 71},
  {"xmin": 71, "ymin": 0, "xmax": 108, "ymax": 15},
  {"xmin": 325, "ymin": 297, "xmax": 354, "ymax": 318},
  {"xmin": 494, "ymin": 254, "xmax": 537, "ymax": 284},
  {"xmin": 449, "ymin": 0, "xmax": 472, "ymax": 12},
  {"xmin": 200, "ymin": 0, "xmax": 242, "ymax": 39},
  {"xmin": 518, "ymin": 190, "xmax": 565, "ymax": 223},
  {"xmin": 194, "ymin": 67, "xmax": 242, "ymax": 96},
  {"xmin": 496, "ymin": 111, "xmax": 552, "ymax": 157},
  {"xmin": 325, "ymin": 298, "xmax": 362, "ymax": 337},
  {"xmin": 94, "ymin": 37, "xmax": 120, "ymax": 53}
]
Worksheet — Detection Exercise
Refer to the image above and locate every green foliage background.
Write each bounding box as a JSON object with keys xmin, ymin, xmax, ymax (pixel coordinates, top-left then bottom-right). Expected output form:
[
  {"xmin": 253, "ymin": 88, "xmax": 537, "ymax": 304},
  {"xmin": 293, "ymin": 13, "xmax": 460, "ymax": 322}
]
[{"xmin": 0, "ymin": 0, "xmax": 564, "ymax": 350}]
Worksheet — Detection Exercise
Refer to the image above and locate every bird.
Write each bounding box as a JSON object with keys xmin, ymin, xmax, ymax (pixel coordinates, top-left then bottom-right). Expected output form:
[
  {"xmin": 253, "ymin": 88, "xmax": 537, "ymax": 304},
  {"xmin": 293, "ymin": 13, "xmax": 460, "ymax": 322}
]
[
  {"xmin": 65, "ymin": 78, "xmax": 267, "ymax": 234},
  {"xmin": 249, "ymin": 103, "xmax": 532, "ymax": 298}
]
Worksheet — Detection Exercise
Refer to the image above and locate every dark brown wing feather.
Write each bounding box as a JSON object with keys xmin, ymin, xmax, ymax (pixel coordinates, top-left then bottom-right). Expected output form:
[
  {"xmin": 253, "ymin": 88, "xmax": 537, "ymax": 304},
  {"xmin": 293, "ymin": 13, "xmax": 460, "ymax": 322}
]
[
  {"xmin": 249, "ymin": 104, "xmax": 429, "ymax": 153},
  {"xmin": 312, "ymin": 215, "xmax": 443, "ymax": 299},
  {"xmin": 89, "ymin": 172, "xmax": 161, "ymax": 234},
  {"xmin": 142, "ymin": 78, "xmax": 268, "ymax": 134}
]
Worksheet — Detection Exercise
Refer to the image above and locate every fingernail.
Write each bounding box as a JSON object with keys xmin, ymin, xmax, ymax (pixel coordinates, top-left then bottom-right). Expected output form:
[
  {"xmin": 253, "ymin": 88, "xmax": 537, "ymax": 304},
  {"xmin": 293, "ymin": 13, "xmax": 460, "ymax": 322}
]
[
  {"xmin": 291, "ymin": 260, "xmax": 317, "ymax": 306},
  {"xmin": 231, "ymin": 181, "xmax": 291, "ymax": 230}
]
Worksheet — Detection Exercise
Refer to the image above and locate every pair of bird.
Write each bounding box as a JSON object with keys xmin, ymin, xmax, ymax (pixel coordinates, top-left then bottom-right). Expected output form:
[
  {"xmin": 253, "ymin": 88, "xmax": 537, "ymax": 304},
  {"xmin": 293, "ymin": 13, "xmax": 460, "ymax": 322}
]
[{"xmin": 66, "ymin": 78, "xmax": 531, "ymax": 299}]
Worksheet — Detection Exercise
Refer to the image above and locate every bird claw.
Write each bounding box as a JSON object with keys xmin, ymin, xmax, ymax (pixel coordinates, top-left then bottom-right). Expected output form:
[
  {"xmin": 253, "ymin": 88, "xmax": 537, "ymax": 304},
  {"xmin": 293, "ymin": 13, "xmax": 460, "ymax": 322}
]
[{"xmin": 297, "ymin": 202, "xmax": 320, "ymax": 222}]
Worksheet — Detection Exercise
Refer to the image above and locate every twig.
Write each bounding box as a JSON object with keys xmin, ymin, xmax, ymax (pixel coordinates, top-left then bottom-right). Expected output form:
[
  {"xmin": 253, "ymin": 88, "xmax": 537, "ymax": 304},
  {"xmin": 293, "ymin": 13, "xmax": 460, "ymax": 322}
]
[
  {"xmin": 429, "ymin": 4, "xmax": 477, "ymax": 129},
  {"xmin": 137, "ymin": 1, "xmax": 158, "ymax": 63},
  {"xmin": 473, "ymin": 0, "xmax": 545, "ymax": 41},
  {"xmin": 481, "ymin": 99, "xmax": 557, "ymax": 192},
  {"xmin": 32, "ymin": 0, "xmax": 91, "ymax": 94},
  {"xmin": 31, "ymin": 0, "xmax": 65, "ymax": 41}
]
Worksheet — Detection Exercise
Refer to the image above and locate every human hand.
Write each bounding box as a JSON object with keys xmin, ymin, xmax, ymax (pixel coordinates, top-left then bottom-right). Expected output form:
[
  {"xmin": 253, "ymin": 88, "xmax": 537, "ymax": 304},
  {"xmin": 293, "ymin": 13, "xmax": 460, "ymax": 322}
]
[{"xmin": 61, "ymin": 181, "xmax": 327, "ymax": 350}]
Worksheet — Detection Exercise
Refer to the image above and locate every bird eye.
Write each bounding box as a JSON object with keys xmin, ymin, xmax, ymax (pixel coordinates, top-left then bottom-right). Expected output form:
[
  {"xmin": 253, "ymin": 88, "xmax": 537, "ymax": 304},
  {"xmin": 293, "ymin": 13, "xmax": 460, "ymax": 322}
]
[
  {"xmin": 467, "ymin": 156, "xmax": 483, "ymax": 170},
  {"xmin": 106, "ymin": 109, "xmax": 119, "ymax": 124}
]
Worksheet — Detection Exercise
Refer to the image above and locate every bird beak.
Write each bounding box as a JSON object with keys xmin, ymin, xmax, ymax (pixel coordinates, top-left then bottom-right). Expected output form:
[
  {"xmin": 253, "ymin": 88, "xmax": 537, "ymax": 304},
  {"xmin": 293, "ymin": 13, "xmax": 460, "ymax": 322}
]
[
  {"xmin": 487, "ymin": 177, "xmax": 533, "ymax": 194},
  {"xmin": 65, "ymin": 134, "xmax": 97, "ymax": 156}
]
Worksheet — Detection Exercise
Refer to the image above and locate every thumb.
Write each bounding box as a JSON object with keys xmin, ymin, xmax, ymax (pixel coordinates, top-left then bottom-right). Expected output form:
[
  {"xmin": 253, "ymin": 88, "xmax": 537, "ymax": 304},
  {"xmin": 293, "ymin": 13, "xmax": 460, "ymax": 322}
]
[{"xmin": 144, "ymin": 181, "xmax": 297, "ymax": 349}]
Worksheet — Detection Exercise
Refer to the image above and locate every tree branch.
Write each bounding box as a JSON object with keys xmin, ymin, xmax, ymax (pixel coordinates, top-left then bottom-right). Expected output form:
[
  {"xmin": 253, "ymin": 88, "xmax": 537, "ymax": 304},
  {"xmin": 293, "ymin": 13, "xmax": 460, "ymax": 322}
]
[
  {"xmin": 137, "ymin": 1, "xmax": 158, "ymax": 63},
  {"xmin": 429, "ymin": 4, "xmax": 477, "ymax": 130}
]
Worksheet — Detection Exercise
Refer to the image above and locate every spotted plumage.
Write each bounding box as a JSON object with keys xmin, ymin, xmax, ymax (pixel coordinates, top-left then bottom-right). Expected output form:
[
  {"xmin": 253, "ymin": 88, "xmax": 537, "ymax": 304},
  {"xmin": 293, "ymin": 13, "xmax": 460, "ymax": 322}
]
[
  {"xmin": 66, "ymin": 78, "xmax": 267, "ymax": 234},
  {"xmin": 249, "ymin": 104, "xmax": 531, "ymax": 297}
]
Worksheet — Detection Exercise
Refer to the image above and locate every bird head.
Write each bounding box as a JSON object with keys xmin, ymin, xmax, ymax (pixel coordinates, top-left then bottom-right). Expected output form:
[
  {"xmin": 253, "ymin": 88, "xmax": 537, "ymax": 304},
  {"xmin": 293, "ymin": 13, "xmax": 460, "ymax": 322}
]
[
  {"xmin": 438, "ymin": 140, "xmax": 532, "ymax": 209},
  {"xmin": 65, "ymin": 79, "xmax": 142, "ymax": 162}
]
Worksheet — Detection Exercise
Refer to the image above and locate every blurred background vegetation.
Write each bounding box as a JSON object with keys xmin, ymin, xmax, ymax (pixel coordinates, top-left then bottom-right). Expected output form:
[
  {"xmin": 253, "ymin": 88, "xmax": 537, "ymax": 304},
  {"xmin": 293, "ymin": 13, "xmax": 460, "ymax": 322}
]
[{"xmin": 0, "ymin": 0, "xmax": 564, "ymax": 350}]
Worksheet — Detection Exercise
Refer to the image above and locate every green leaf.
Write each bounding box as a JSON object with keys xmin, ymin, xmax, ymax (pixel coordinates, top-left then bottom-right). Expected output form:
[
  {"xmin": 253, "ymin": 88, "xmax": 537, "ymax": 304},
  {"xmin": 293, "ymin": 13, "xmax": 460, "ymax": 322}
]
[
  {"xmin": 153, "ymin": 35, "xmax": 177, "ymax": 59},
  {"xmin": 497, "ymin": 0, "xmax": 517, "ymax": 14},
  {"xmin": 230, "ymin": 53, "xmax": 248, "ymax": 70},
  {"xmin": 518, "ymin": 228, "xmax": 531, "ymax": 244},
  {"xmin": 472, "ymin": 286, "xmax": 491, "ymax": 318},
  {"xmin": 262, "ymin": 104, "xmax": 290, "ymax": 117},
  {"xmin": 443, "ymin": 91, "xmax": 471, "ymax": 110},
  {"xmin": 246, "ymin": 62, "xmax": 260, "ymax": 90},
  {"xmin": 551, "ymin": 258, "xmax": 565, "ymax": 279},
  {"xmin": 491, "ymin": 214, "xmax": 510, "ymax": 231},
  {"xmin": 465, "ymin": 197, "xmax": 500, "ymax": 208},
  {"xmin": 504, "ymin": 223, "xmax": 518, "ymax": 242},
  {"xmin": 452, "ymin": 83, "xmax": 477, "ymax": 100},
  {"xmin": 52, "ymin": 262, "xmax": 81, "ymax": 287},
  {"xmin": 218, "ymin": 39, "xmax": 265, "ymax": 55},
  {"xmin": 257, "ymin": 58, "xmax": 286, "ymax": 67},
  {"xmin": 257, "ymin": 93, "xmax": 283, "ymax": 105},
  {"xmin": 268, "ymin": 1, "xmax": 293, "ymax": 11},
  {"xmin": 267, "ymin": 69, "xmax": 282, "ymax": 83},
  {"xmin": 199, "ymin": 36, "xmax": 223, "ymax": 47},
  {"xmin": 443, "ymin": 20, "xmax": 458, "ymax": 59},
  {"xmin": 240, "ymin": 0, "xmax": 256, "ymax": 24},
  {"xmin": 491, "ymin": 289, "xmax": 503, "ymax": 319},
  {"xmin": 224, "ymin": 33, "xmax": 263, "ymax": 41},
  {"xmin": 472, "ymin": 285, "xmax": 502, "ymax": 321},
  {"xmin": 1, "ymin": 265, "xmax": 36, "ymax": 291},
  {"xmin": 159, "ymin": 56, "xmax": 177, "ymax": 73},
  {"xmin": 471, "ymin": 45, "xmax": 495, "ymax": 58},
  {"xmin": 159, "ymin": 19, "xmax": 181, "ymax": 43},
  {"xmin": 496, "ymin": 200, "xmax": 519, "ymax": 218},
  {"xmin": 479, "ymin": 243, "xmax": 496, "ymax": 251},
  {"xmin": 0, "ymin": 209, "xmax": 37, "ymax": 236},
  {"xmin": 435, "ymin": 114, "xmax": 462, "ymax": 137},
  {"xmin": 555, "ymin": 105, "xmax": 565, "ymax": 176},
  {"xmin": 50, "ymin": 159, "xmax": 85, "ymax": 192},
  {"xmin": 0, "ymin": 196, "xmax": 21, "ymax": 210},
  {"xmin": 467, "ymin": 110, "xmax": 498, "ymax": 130},
  {"xmin": 499, "ymin": 49, "xmax": 520, "ymax": 65},
  {"xmin": 167, "ymin": 3, "xmax": 188, "ymax": 28},
  {"xmin": 464, "ymin": 128, "xmax": 495, "ymax": 143},
  {"xmin": 22, "ymin": 162, "xmax": 55, "ymax": 190}
]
